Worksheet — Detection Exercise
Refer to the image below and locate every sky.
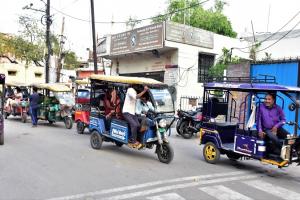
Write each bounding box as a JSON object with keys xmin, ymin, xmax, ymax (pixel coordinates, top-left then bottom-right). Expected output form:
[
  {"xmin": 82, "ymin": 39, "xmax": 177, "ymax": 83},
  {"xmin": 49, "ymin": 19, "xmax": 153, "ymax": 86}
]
[{"xmin": 0, "ymin": 0, "xmax": 299, "ymax": 60}]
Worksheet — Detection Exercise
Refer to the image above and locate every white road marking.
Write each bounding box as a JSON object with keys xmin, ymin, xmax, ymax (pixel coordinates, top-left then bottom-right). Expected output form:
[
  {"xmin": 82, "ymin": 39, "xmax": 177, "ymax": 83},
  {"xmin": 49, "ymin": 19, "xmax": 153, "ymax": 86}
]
[
  {"xmin": 146, "ymin": 193, "xmax": 186, "ymax": 200},
  {"xmin": 199, "ymin": 185, "xmax": 253, "ymax": 200},
  {"xmin": 243, "ymin": 180, "xmax": 300, "ymax": 200},
  {"xmin": 47, "ymin": 171, "xmax": 246, "ymax": 200},
  {"xmin": 102, "ymin": 175, "xmax": 258, "ymax": 200}
]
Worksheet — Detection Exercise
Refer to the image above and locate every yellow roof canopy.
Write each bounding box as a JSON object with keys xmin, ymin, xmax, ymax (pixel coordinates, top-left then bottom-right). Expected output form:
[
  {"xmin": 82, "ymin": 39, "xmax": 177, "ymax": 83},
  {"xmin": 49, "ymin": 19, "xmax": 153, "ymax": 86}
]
[
  {"xmin": 31, "ymin": 83, "xmax": 71, "ymax": 92},
  {"xmin": 90, "ymin": 75, "xmax": 165, "ymax": 86},
  {"xmin": 75, "ymin": 79, "xmax": 89, "ymax": 85},
  {"xmin": 6, "ymin": 81, "xmax": 28, "ymax": 87}
]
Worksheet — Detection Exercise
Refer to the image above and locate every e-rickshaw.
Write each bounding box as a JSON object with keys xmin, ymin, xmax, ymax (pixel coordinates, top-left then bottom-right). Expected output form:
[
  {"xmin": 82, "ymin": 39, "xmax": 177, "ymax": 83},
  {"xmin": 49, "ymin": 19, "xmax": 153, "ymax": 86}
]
[
  {"xmin": 200, "ymin": 77, "xmax": 300, "ymax": 168},
  {"xmin": 0, "ymin": 74, "xmax": 5, "ymax": 145},
  {"xmin": 4, "ymin": 81, "xmax": 30, "ymax": 123},
  {"xmin": 89, "ymin": 75, "xmax": 175, "ymax": 164},
  {"xmin": 33, "ymin": 83, "xmax": 74, "ymax": 129},
  {"xmin": 74, "ymin": 79, "xmax": 90, "ymax": 134}
]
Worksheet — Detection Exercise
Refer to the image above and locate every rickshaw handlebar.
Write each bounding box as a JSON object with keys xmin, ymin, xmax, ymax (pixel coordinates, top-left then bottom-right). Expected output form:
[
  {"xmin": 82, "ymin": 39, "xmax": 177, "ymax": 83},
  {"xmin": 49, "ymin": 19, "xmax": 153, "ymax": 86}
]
[{"xmin": 286, "ymin": 121, "xmax": 300, "ymax": 129}]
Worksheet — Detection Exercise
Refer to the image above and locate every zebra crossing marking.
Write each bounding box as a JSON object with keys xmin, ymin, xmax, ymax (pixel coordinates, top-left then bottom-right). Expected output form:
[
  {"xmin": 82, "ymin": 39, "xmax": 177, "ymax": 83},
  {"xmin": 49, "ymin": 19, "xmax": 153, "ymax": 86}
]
[
  {"xmin": 47, "ymin": 171, "xmax": 246, "ymax": 200},
  {"xmin": 243, "ymin": 180, "xmax": 300, "ymax": 200},
  {"xmin": 199, "ymin": 185, "xmax": 253, "ymax": 200},
  {"xmin": 102, "ymin": 175, "xmax": 258, "ymax": 200},
  {"xmin": 146, "ymin": 193, "xmax": 186, "ymax": 200}
]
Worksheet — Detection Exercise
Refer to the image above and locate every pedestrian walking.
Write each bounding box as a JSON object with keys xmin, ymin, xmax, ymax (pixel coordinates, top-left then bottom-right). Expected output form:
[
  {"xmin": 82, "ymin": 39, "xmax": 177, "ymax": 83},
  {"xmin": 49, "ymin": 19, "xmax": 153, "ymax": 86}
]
[{"xmin": 29, "ymin": 87, "xmax": 40, "ymax": 127}]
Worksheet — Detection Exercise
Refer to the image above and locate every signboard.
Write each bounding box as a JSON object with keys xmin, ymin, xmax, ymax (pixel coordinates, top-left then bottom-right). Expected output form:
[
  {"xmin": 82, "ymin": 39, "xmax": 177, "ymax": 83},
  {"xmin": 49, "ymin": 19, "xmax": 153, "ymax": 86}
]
[
  {"xmin": 110, "ymin": 23, "xmax": 164, "ymax": 55},
  {"xmin": 165, "ymin": 21, "xmax": 214, "ymax": 49}
]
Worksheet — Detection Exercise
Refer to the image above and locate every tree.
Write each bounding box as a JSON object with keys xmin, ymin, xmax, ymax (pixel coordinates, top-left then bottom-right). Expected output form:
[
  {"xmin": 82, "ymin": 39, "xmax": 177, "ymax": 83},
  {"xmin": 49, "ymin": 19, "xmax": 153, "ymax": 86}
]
[
  {"xmin": 126, "ymin": 16, "xmax": 141, "ymax": 30},
  {"xmin": 63, "ymin": 51, "xmax": 79, "ymax": 69},
  {"xmin": 208, "ymin": 47, "xmax": 240, "ymax": 78},
  {"xmin": 153, "ymin": 0, "xmax": 237, "ymax": 38}
]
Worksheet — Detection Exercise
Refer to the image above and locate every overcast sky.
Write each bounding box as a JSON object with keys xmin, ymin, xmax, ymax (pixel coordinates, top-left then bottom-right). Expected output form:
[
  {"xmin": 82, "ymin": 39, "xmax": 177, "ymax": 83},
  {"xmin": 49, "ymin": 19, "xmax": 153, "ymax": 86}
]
[{"xmin": 0, "ymin": 0, "xmax": 299, "ymax": 59}]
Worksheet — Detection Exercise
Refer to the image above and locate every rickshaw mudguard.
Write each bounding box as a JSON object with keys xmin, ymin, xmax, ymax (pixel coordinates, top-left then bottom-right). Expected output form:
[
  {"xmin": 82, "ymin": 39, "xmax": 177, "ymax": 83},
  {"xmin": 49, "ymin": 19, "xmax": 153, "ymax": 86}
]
[
  {"xmin": 201, "ymin": 134, "xmax": 222, "ymax": 148},
  {"xmin": 89, "ymin": 117, "xmax": 106, "ymax": 134},
  {"xmin": 75, "ymin": 111, "xmax": 90, "ymax": 124}
]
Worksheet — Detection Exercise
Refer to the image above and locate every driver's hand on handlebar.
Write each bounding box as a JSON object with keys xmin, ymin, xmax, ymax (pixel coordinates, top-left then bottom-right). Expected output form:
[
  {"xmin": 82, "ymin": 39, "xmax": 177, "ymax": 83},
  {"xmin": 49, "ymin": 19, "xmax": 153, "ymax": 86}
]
[{"xmin": 258, "ymin": 131, "xmax": 265, "ymax": 139}]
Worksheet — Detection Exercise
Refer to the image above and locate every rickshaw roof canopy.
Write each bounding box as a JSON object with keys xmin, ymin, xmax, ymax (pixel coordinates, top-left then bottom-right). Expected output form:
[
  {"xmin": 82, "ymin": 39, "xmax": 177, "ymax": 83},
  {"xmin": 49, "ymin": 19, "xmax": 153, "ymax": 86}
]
[
  {"xmin": 32, "ymin": 83, "xmax": 71, "ymax": 92},
  {"xmin": 6, "ymin": 81, "xmax": 29, "ymax": 87},
  {"xmin": 204, "ymin": 82, "xmax": 300, "ymax": 93},
  {"xmin": 75, "ymin": 79, "xmax": 89, "ymax": 85},
  {"xmin": 90, "ymin": 75, "xmax": 166, "ymax": 86}
]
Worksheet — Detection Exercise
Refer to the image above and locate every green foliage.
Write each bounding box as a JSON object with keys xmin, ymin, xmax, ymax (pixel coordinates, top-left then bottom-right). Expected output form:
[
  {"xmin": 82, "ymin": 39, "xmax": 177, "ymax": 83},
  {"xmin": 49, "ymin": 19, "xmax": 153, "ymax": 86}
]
[
  {"xmin": 208, "ymin": 47, "xmax": 241, "ymax": 78},
  {"xmin": 63, "ymin": 51, "xmax": 79, "ymax": 69},
  {"xmin": 0, "ymin": 33, "xmax": 14, "ymax": 56},
  {"xmin": 153, "ymin": 0, "xmax": 237, "ymax": 38},
  {"xmin": 11, "ymin": 36, "xmax": 44, "ymax": 65}
]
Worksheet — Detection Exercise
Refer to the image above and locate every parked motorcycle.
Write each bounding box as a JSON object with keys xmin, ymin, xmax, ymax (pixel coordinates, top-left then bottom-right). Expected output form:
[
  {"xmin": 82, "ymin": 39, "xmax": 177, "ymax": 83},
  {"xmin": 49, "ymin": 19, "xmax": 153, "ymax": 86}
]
[{"xmin": 176, "ymin": 108, "xmax": 202, "ymax": 139}]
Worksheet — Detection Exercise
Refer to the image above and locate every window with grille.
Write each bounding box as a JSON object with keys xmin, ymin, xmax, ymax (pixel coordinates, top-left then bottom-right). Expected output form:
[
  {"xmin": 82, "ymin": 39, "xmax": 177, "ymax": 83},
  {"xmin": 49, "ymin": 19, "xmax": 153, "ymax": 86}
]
[{"xmin": 198, "ymin": 53, "xmax": 215, "ymax": 82}]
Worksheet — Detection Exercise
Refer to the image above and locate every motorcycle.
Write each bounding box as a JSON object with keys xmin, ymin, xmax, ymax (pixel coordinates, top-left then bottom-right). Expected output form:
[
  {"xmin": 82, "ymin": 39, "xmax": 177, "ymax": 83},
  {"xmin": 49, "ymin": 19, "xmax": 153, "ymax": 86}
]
[{"xmin": 176, "ymin": 107, "xmax": 202, "ymax": 139}]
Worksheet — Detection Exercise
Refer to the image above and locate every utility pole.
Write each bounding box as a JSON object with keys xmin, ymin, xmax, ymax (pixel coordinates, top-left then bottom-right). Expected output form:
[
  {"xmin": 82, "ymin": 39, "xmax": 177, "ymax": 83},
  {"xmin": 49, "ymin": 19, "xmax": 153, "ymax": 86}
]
[
  {"xmin": 57, "ymin": 17, "xmax": 65, "ymax": 82},
  {"xmin": 90, "ymin": 0, "xmax": 98, "ymax": 74},
  {"xmin": 45, "ymin": 0, "xmax": 51, "ymax": 83}
]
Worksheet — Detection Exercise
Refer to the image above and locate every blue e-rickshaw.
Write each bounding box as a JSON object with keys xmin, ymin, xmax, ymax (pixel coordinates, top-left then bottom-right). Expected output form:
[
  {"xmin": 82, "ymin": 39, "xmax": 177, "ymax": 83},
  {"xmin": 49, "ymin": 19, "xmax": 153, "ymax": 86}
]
[
  {"xmin": 88, "ymin": 75, "xmax": 175, "ymax": 164},
  {"xmin": 200, "ymin": 76, "xmax": 300, "ymax": 168}
]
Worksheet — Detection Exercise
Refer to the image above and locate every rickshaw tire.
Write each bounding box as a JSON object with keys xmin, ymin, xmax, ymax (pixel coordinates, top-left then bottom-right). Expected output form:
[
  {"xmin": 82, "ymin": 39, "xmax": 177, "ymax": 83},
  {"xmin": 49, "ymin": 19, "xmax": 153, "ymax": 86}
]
[
  {"xmin": 115, "ymin": 141, "xmax": 123, "ymax": 147},
  {"xmin": 76, "ymin": 121, "xmax": 85, "ymax": 134},
  {"xmin": 157, "ymin": 143, "xmax": 174, "ymax": 164},
  {"xmin": 203, "ymin": 142, "xmax": 220, "ymax": 164},
  {"xmin": 90, "ymin": 131, "xmax": 103, "ymax": 149},
  {"xmin": 4, "ymin": 112, "xmax": 8, "ymax": 119},
  {"xmin": 65, "ymin": 117, "xmax": 73, "ymax": 129},
  {"xmin": 0, "ymin": 134, "xmax": 3, "ymax": 145},
  {"xmin": 21, "ymin": 113, "xmax": 27, "ymax": 123}
]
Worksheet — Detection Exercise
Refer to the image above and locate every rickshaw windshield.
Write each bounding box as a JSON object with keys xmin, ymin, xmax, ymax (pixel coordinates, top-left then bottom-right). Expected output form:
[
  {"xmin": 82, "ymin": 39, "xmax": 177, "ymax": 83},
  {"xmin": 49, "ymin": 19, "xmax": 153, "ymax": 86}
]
[
  {"xmin": 54, "ymin": 92, "xmax": 75, "ymax": 106},
  {"xmin": 77, "ymin": 89, "xmax": 90, "ymax": 98},
  {"xmin": 150, "ymin": 88, "xmax": 174, "ymax": 113}
]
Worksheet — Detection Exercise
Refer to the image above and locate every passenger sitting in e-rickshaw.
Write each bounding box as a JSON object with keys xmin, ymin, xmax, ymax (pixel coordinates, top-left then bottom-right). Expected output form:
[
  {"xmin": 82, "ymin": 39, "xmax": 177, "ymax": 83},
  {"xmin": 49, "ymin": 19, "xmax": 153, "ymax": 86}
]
[
  {"xmin": 103, "ymin": 88, "xmax": 121, "ymax": 129},
  {"xmin": 5, "ymin": 87, "xmax": 22, "ymax": 112},
  {"xmin": 256, "ymin": 93, "xmax": 289, "ymax": 153}
]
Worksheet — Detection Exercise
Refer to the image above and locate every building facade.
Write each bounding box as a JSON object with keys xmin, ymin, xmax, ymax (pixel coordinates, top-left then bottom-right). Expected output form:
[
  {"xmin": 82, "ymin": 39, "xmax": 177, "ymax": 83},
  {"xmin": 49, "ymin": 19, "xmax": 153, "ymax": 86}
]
[{"xmin": 98, "ymin": 21, "xmax": 248, "ymax": 108}]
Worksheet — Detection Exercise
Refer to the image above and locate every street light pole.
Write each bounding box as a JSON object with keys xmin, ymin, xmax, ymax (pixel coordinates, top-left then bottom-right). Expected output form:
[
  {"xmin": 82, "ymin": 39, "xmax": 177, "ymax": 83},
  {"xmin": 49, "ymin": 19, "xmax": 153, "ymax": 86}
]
[
  {"xmin": 45, "ymin": 0, "xmax": 51, "ymax": 83},
  {"xmin": 90, "ymin": 0, "xmax": 98, "ymax": 74}
]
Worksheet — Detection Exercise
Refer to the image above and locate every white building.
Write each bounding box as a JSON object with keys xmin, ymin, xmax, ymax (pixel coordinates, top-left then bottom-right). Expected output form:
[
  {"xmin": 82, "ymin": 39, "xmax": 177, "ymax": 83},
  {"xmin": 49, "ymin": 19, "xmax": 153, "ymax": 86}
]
[
  {"xmin": 243, "ymin": 29, "xmax": 300, "ymax": 60},
  {"xmin": 98, "ymin": 21, "xmax": 248, "ymax": 109}
]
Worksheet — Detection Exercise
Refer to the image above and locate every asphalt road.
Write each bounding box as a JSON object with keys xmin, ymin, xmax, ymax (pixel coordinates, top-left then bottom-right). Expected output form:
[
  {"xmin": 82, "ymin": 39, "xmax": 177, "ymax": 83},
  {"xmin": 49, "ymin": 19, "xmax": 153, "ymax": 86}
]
[{"xmin": 1, "ymin": 118, "xmax": 300, "ymax": 200}]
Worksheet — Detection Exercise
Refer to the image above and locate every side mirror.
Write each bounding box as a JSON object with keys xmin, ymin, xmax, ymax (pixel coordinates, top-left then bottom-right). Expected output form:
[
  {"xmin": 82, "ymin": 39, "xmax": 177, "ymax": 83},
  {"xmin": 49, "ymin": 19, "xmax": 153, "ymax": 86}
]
[{"xmin": 289, "ymin": 103, "xmax": 296, "ymax": 111}]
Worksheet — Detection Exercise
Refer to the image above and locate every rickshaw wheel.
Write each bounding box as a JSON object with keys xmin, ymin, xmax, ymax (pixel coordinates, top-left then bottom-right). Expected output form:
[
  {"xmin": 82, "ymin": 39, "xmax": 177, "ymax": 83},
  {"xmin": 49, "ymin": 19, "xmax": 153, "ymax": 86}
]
[
  {"xmin": 76, "ymin": 121, "xmax": 85, "ymax": 134},
  {"xmin": 65, "ymin": 117, "xmax": 73, "ymax": 129},
  {"xmin": 157, "ymin": 143, "xmax": 174, "ymax": 164},
  {"xmin": 0, "ymin": 134, "xmax": 3, "ymax": 145},
  {"xmin": 90, "ymin": 131, "xmax": 103, "ymax": 149},
  {"xmin": 203, "ymin": 142, "xmax": 220, "ymax": 164},
  {"xmin": 21, "ymin": 113, "xmax": 27, "ymax": 123},
  {"xmin": 179, "ymin": 121, "xmax": 193, "ymax": 139}
]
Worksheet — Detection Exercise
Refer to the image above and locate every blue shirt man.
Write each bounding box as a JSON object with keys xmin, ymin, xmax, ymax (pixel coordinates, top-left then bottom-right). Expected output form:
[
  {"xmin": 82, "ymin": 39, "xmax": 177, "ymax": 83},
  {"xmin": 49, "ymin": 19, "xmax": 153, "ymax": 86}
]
[{"xmin": 29, "ymin": 88, "xmax": 40, "ymax": 127}]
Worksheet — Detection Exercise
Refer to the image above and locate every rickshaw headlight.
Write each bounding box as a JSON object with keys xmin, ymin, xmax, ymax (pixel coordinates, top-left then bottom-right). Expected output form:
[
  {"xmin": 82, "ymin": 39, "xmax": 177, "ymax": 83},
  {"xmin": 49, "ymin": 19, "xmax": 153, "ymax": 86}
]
[{"xmin": 158, "ymin": 119, "xmax": 167, "ymax": 128}]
